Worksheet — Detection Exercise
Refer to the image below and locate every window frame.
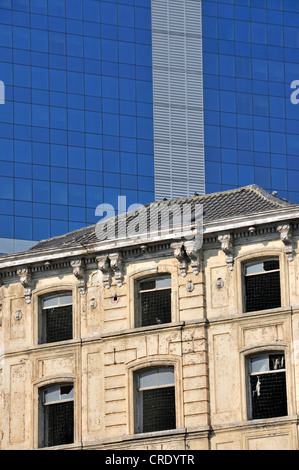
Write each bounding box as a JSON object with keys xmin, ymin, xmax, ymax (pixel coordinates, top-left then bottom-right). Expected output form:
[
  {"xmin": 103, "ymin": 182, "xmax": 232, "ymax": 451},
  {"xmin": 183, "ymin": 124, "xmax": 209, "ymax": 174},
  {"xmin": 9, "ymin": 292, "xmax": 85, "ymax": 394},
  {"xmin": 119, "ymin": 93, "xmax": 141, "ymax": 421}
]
[
  {"xmin": 246, "ymin": 351, "xmax": 288, "ymax": 421},
  {"xmin": 243, "ymin": 257, "xmax": 281, "ymax": 313},
  {"xmin": 235, "ymin": 250, "xmax": 286, "ymax": 315},
  {"xmin": 134, "ymin": 366, "xmax": 176, "ymax": 435},
  {"xmin": 135, "ymin": 274, "xmax": 172, "ymax": 328},
  {"xmin": 38, "ymin": 382, "xmax": 75, "ymax": 448},
  {"xmin": 36, "ymin": 288, "xmax": 75, "ymax": 345},
  {"xmin": 129, "ymin": 267, "xmax": 179, "ymax": 329}
]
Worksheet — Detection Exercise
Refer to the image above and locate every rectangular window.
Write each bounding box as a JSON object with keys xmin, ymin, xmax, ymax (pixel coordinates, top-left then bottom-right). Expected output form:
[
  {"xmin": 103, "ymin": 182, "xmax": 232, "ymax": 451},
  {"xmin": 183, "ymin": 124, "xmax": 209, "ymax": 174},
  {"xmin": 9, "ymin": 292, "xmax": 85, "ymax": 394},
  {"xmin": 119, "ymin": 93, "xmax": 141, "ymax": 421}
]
[
  {"xmin": 41, "ymin": 384, "xmax": 74, "ymax": 448},
  {"xmin": 135, "ymin": 367, "xmax": 176, "ymax": 434},
  {"xmin": 41, "ymin": 292, "xmax": 73, "ymax": 344},
  {"xmin": 244, "ymin": 259, "xmax": 281, "ymax": 313},
  {"xmin": 137, "ymin": 275, "xmax": 171, "ymax": 327},
  {"xmin": 249, "ymin": 353, "xmax": 287, "ymax": 420}
]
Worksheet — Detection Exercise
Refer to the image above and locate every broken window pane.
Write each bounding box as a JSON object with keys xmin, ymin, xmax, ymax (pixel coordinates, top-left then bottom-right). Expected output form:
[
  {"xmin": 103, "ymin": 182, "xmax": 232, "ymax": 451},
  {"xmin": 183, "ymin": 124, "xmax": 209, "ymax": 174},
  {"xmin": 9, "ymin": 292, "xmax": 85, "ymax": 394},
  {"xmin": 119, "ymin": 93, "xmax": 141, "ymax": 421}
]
[
  {"xmin": 41, "ymin": 383, "xmax": 74, "ymax": 448},
  {"xmin": 137, "ymin": 275, "xmax": 171, "ymax": 327},
  {"xmin": 249, "ymin": 353, "xmax": 287, "ymax": 420},
  {"xmin": 41, "ymin": 292, "xmax": 73, "ymax": 343},
  {"xmin": 244, "ymin": 259, "xmax": 281, "ymax": 312}
]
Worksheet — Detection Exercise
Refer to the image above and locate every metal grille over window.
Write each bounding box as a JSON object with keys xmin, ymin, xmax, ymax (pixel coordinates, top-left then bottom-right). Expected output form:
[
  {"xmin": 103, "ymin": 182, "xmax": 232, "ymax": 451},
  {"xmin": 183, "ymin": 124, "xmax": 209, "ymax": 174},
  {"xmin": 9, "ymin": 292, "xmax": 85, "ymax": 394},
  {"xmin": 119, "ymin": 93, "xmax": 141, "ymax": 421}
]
[
  {"xmin": 138, "ymin": 275, "xmax": 171, "ymax": 327},
  {"xmin": 244, "ymin": 259, "xmax": 281, "ymax": 313},
  {"xmin": 41, "ymin": 292, "xmax": 73, "ymax": 343},
  {"xmin": 41, "ymin": 384, "xmax": 74, "ymax": 448},
  {"xmin": 136, "ymin": 367, "xmax": 176, "ymax": 434},
  {"xmin": 249, "ymin": 353, "xmax": 287, "ymax": 420}
]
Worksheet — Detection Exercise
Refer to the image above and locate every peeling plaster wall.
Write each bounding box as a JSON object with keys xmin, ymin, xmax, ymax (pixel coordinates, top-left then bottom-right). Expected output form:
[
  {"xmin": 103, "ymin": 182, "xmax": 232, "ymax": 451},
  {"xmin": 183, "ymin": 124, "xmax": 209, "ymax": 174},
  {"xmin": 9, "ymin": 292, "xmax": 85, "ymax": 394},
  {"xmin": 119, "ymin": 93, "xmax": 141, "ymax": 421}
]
[{"xmin": 0, "ymin": 232, "xmax": 299, "ymax": 450}]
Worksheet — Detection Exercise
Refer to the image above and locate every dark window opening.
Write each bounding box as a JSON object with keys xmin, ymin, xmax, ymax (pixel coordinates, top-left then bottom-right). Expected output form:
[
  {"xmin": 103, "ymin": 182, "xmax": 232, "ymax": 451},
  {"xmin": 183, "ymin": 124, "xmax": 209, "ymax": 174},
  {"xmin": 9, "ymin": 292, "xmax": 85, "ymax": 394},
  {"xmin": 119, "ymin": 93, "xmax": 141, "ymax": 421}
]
[
  {"xmin": 135, "ymin": 367, "xmax": 176, "ymax": 434},
  {"xmin": 137, "ymin": 276, "xmax": 171, "ymax": 327},
  {"xmin": 41, "ymin": 292, "xmax": 73, "ymax": 343},
  {"xmin": 141, "ymin": 387, "xmax": 176, "ymax": 433},
  {"xmin": 44, "ymin": 401, "xmax": 74, "ymax": 447},
  {"xmin": 249, "ymin": 353, "xmax": 287, "ymax": 420},
  {"xmin": 41, "ymin": 384, "xmax": 74, "ymax": 448},
  {"xmin": 244, "ymin": 259, "xmax": 281, "ymax": 313}
]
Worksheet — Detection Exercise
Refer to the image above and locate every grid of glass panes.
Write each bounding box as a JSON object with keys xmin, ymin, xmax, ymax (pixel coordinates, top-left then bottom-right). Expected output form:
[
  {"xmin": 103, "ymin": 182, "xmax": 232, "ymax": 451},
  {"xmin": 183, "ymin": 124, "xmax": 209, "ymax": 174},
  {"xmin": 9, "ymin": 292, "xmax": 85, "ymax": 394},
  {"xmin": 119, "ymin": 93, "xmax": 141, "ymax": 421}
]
[
  {"xmin": 135, "ymin": 367, "xmax": 176, "ymax": 433},
  {"xmin": 202, "ymin": 0, "xmax": 299, "ymax": 203},
  {"xmin": 0, "ymin": 0, "xmax": 154, "ymax": 248},
  {"xmin": 41, "ymin": 383, "xmax": 74, "ymax": 447},
  {"xmin": 244, "ymin": 258, "xmax": 281, "ymax": 313},
  {"xmin": 41, "ymin": 292, "xmax": 73, "ymax": 343},
  {"xmin": 249, "ymin": 353, "xmax": 287, "ymax": 420},
  {"xmin": 137, "ymin": 275, "xmax": 172, "ymax": 327}
]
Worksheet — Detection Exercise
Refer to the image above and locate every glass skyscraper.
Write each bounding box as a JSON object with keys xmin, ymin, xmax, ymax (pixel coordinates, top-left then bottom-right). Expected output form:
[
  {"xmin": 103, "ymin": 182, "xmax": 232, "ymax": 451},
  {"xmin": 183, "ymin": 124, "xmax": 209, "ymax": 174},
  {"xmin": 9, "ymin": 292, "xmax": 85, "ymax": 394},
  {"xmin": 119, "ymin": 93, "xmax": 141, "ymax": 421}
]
[
  {"xmin": 0, "ymin": 0, "xmax": 154, "ymax": 253},
  {"xmin": 203, "ymin": 0, "xmax": 299, "ymax": 202},
  {"xmin": 0, "ymin": 0, "xmax": 299, "ymax": 253}
]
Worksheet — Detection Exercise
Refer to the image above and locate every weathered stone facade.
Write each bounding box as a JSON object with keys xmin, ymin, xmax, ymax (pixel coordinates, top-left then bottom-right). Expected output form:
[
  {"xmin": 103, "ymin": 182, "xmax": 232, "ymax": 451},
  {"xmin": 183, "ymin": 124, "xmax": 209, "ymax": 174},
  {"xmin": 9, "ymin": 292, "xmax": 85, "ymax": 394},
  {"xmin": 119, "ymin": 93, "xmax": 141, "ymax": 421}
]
[{"xmin": 1, "ymin": 186, "xmax": 299, "ymax": 450}]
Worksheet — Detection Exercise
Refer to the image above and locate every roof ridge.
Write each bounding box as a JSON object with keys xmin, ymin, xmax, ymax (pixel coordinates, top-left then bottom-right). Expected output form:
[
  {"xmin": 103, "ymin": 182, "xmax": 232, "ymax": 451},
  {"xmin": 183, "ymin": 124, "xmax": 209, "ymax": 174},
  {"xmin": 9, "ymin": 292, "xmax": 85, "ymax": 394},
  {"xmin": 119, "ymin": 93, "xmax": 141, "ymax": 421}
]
[{"xmin": 248, "ymin": 184, "xmax": 295, "ymax": 207}]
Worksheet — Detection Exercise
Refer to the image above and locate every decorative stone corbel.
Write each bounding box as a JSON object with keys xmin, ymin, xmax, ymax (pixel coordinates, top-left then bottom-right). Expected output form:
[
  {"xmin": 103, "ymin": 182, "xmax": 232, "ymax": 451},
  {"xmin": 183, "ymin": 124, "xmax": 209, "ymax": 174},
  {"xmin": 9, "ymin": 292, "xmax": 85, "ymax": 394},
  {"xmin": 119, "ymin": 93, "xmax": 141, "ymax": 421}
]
[
  {"xmin": 171, "ymin": 242, "xmax": 190, "ymax": 277},
  {"xmin": 70, "ymin": 259, "xmax": 86, "ymax": 294},
  {"xmin": 184, "ymin": 240, "xmax": 201, "ymax": 275},
  {"xmin": 17, "ymin": 267, "xmax": 32, "ymax": 304},
  {"xmin": 109, "ymin": 252, "xmax": 124, "ymax": 287},
  {"xmin": 218, "ymin": 233, "xmax": 234, "ymax": 271},
  {"xmin": 97, "ymin": 255, "xmax": 112, "ymax": 289},
  {"xmin": 277, "ymin": 224, "xmax": 294, "ymax": 261}
]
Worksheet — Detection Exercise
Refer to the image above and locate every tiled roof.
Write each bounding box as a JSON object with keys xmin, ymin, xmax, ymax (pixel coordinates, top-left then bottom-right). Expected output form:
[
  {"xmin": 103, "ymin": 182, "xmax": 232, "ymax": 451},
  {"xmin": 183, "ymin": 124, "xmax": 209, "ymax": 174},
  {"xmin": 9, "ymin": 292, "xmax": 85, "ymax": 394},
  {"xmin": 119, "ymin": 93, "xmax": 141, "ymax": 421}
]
[{"xmin": 29, "ymin": 185, "xmax": 297, "ymax": 253}]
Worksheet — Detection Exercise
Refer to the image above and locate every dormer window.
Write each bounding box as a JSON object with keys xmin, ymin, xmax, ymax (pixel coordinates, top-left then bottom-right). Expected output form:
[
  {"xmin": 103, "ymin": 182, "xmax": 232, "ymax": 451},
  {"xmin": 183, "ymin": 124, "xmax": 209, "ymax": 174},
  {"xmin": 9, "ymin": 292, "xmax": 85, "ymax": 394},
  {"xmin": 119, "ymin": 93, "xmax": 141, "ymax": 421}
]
[
  {"xmin": 136, "ymin": 275, "xmax": 172, "ymax": 327},
  {"xmin": 244, "ymin": 258, "xmax": 281, "ymax": 313}
]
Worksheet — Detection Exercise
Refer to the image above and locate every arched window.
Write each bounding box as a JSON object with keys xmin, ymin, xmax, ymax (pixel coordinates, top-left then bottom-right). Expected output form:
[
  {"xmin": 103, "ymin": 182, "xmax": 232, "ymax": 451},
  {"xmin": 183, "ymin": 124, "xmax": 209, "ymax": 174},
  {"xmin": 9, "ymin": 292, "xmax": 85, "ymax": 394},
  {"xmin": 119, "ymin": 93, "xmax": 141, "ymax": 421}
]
[
  {"xmin": 134, "ymin": 366, "xmax": 176, "ymax": 434},
  {"xmin": 244, "ymin": 258, "xmax": 281, "ymax": 312},
  {"xmin": 135, "ymin": 274, "xmax": 172, "ymax": 327},
  {"xmin": 39, "ymin": 383, "xmax": 74, "ymax": 448},
  {"xmin": 40, "ymin": 292, "xmax": 73, "ymax": 344},
  {"xmin": 248, "ymin": 352, "xmax": 287, "ymax": 420}
]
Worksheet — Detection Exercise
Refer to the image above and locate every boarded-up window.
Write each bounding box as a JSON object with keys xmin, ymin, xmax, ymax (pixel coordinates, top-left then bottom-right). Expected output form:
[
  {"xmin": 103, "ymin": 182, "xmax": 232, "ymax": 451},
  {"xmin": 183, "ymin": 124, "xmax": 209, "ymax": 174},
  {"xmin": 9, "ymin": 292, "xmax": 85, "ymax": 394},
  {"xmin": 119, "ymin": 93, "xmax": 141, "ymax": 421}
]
[
  {"xmin": 137, "ymin": 275, "xmax": 171, "ymax": 327},
  {"xmin": 244, "ymin": 259, "xmax": 281, "ymax": 313},
  {"xmin": 135, "ymin": 367, "xmax": 176, "ymax": 433},
  {"xmin": 249, "ymin": 353, "xmax": 287, "ymax": 420}
]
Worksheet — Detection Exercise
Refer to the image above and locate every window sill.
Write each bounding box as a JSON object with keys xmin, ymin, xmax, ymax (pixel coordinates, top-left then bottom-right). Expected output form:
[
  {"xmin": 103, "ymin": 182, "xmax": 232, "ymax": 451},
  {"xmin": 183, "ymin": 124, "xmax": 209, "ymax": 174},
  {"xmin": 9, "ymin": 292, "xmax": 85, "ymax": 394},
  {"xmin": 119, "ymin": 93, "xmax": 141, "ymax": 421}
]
[
  {"xmin": 208, "ymin": 306, "xmax": 292, "ymax": 325},
  {"xmin": 242, "ymin": 306, "xmax": 286, "ymax": 316},
  {"xmin": 100, "ymin": 321, "xmax": 186, "ymax": 339},
  {"xmin": 37, "ymin": 441, "xmax": 81, "ymax": 450},
  {"xmin": 123, "ymin": 428, "xmax": 187, "ymax": 442},
  {"xmin": 212, "ymin": 415, "xmax": 297, "ymax": 433}
]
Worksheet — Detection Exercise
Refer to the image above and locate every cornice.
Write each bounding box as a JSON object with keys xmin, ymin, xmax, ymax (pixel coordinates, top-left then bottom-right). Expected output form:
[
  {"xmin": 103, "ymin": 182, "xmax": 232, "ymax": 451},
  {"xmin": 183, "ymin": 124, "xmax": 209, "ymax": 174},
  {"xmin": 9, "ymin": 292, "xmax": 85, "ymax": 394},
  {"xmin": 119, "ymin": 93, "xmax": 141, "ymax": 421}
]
[{"xmin": 0, "ymin": 208, "xmax": 299, "ymax": 282}]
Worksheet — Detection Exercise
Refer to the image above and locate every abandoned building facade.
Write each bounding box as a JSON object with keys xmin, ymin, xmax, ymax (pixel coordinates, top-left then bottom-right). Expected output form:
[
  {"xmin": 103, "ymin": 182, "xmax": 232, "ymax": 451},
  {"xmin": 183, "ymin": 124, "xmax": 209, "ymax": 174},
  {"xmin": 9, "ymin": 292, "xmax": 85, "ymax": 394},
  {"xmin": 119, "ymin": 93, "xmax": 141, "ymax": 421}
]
[{"xmin": 1, "ymin": 185, "xmax": 299, "ymax": 450}]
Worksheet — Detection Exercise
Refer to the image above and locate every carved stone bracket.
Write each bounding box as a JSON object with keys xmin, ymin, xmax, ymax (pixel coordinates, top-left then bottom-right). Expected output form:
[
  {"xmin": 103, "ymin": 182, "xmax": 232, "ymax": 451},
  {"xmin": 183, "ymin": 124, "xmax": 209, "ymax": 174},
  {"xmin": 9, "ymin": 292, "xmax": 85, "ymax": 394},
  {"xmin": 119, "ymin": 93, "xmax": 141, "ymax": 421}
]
[
  {"xmin": 277, "ymin": 224, "xmax": 294, "ymax": 261},
  {"xmin": 97, "ymin": 252, "xmax": 124, "ymax": 289},
  {"xmin": 109, "ymin": 252, "xmax": 124, "ymax": 287},
  {"xmin": 184, "ymin": 240, "xmax": 201, "ymax": 275},
  {"xmin": 70, "ymin": 259, "xmax": 86, "ymax": 294},
  {"xmin": 171, "ymin": 242, "xmax": 189, "ymax": 277},
  {"xmin": 17, "ymin": 267, "xmax": 32, "ymax": 304},
  {"xmin": 97, "ymin": 255, "xmax": 112, "ymax": 289},
  {"xmin": 171, "ymin": 241, "xmax": 201, "ymax": 277},
  {"xmin": 218, "ymin": 233, "xmax": 234, "ymax": 271}
]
